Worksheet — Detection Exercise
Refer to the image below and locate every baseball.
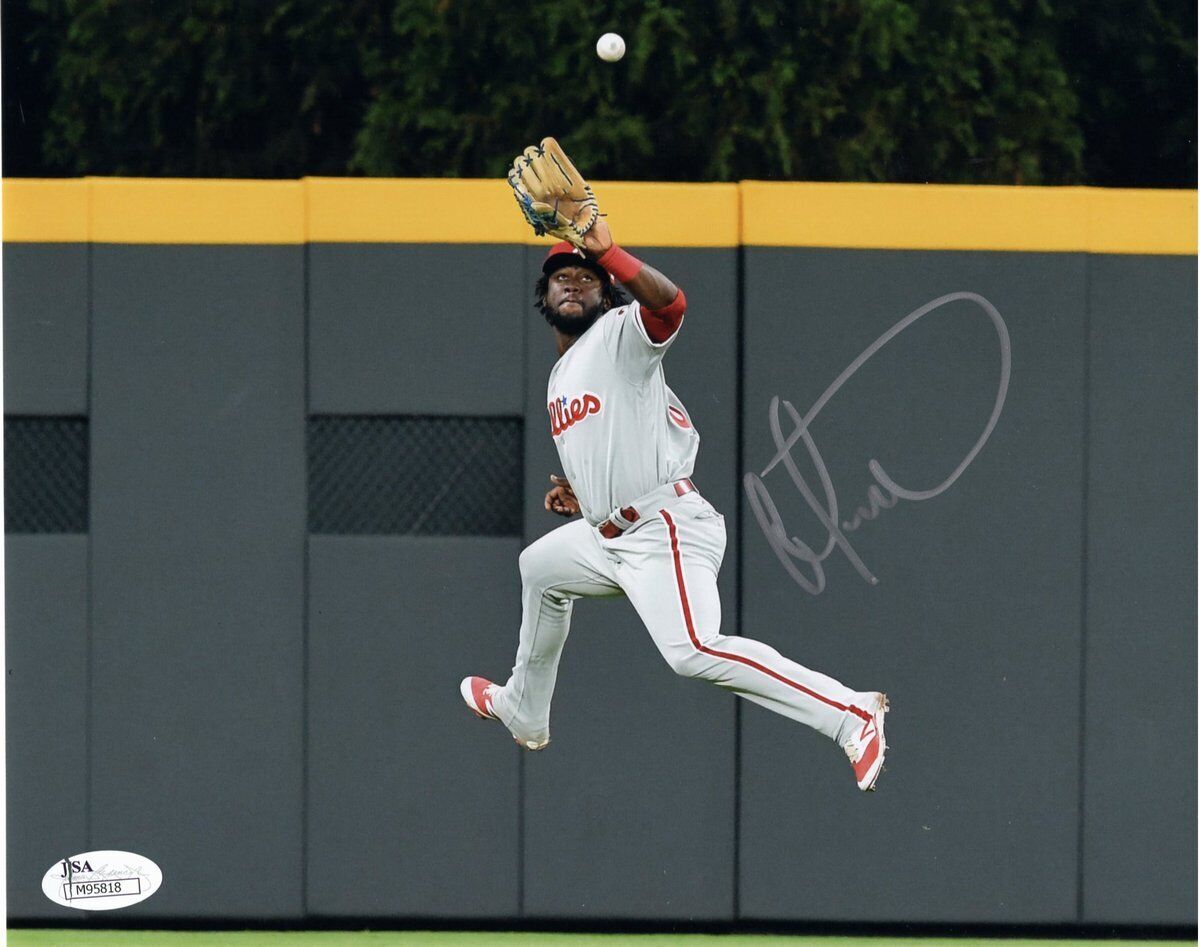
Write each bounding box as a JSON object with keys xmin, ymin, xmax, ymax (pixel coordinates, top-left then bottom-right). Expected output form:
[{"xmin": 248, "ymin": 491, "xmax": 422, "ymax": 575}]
[{"xmin": 596, "ymin": 32, "xmax": 625, "ymax": 62}]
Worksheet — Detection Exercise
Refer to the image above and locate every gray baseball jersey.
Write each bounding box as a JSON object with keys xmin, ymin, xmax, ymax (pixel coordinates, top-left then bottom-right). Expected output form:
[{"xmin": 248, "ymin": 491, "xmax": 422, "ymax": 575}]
[{"xmin": 546, "ymin": 301, "xmax": 700, "ymax": 525}]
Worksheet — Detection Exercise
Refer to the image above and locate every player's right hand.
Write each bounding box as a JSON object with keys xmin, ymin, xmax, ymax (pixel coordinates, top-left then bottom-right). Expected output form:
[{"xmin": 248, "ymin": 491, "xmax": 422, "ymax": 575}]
[
  {"xmin": 580, "ymin": 216, "xmax": 614, "ymax": 259},
  {"xmin": 545, "ymin": 474, "xmax": 580, "ymax": 517}
]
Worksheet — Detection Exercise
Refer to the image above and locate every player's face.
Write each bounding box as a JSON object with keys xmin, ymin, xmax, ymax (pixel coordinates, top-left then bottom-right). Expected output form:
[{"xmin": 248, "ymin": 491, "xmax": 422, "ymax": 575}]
[{"xmin": 545, "ymin": 265, "xmax": 605, "ymax": 334}]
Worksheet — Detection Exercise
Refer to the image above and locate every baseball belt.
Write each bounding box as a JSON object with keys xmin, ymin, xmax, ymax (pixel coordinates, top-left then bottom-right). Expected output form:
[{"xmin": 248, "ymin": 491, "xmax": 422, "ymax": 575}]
[{"xmin": 598, "ymin": 478, "xmax": 696, "ymax": 539}]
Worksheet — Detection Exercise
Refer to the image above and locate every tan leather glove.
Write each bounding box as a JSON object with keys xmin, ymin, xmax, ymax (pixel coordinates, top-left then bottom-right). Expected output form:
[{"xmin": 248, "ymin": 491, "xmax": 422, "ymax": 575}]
[{"xmin": 508, "ymin": 137, "xmax": 600, "ymax": 249}]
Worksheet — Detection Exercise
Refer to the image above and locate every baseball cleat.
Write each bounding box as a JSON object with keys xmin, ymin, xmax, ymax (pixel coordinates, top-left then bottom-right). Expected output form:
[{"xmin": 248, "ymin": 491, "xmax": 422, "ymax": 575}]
[
  {"xmin": 460, "ymin": 676, "xmax": 500, "ymax": 720},
  {"xmin": 459, "ymin": 676, "xmax": 549, "ymax": 751},
  {"xmin": 843, "ymin": 692, "xmax": 889, "ymax": 791}
]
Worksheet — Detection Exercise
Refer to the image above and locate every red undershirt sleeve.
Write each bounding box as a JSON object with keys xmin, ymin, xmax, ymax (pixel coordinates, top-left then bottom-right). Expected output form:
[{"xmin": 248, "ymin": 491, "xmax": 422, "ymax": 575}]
[{"xmin": 639, "ymin": 289, "xmax": 687, "ymax": 343}]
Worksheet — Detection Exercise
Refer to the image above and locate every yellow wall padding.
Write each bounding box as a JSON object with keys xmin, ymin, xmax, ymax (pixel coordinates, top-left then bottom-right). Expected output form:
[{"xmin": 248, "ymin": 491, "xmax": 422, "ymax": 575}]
[
  {"xmin": 305, "ymin": 178, "xmax": 740, "ymax": 246},
  {"xmin": 4, "ymin": 177, "xmax": 1194, "ymax": 254},
  {"xmin": 740, "ymin": 181, "xmax": 1197, "ymax": 255},
  {"xmin": 3, "ymin": 179, "xmax": 90, "ymax": 243}
]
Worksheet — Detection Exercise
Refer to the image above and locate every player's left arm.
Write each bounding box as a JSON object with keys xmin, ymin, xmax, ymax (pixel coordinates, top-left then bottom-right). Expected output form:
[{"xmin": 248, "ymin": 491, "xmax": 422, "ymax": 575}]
[{"xmin": 582, "ymin": 220, "xmax": 686, "ymax": 343}]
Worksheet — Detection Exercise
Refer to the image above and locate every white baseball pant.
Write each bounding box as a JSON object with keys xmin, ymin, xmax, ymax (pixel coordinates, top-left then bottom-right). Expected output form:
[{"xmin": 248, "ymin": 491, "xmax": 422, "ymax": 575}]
[{"xmin": 489, "ymin": 492, "xmax": 874, "ymax": 748}]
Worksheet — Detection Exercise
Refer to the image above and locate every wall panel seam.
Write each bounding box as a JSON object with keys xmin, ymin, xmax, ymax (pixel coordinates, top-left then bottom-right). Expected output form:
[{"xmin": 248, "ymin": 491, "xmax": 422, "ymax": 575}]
[
  {"xmin": 84, "ymin": 234, "xmax": 94, "ymax": 852},
  {"xmin": 301, "ymin": 240, "xmax": 312, "ymax": 919},
  {"xmin": 518, "ymin": 244, "xmax": 530, "ymax": 918},
  {"xmin": 732, "ymin": 241, "xmax": 746, "ymax": 920},
  {"xmin": 1075, "ymin": 254, "xmax": 1093, "ymax": 921}
]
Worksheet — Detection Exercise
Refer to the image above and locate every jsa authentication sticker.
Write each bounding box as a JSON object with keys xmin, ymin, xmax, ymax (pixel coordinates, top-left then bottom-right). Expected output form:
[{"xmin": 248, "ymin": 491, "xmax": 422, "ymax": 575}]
[{"xmin": 42, "ymin": 850, "xmax": 162, "ymax": 911}]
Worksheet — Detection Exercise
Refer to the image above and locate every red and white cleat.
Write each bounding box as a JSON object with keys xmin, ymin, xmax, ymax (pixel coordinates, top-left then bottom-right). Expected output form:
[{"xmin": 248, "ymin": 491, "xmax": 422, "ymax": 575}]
[
  {"xmin": 843, "ymin": 693, "xmax": 889, "ymax": 791},
  {"xmin": 460, "ymin": 676, "xmax": 500, "ymax": 720},
  {"xmin": 459, "ymin": 676, "xmax": 549, "ymax": 751}
]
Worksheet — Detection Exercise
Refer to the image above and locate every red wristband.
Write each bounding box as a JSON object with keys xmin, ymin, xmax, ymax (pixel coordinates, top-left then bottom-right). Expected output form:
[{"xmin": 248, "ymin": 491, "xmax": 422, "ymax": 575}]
[{"xmin": 597, "ymin": 243, "xmax": 644, "ymax": 284}]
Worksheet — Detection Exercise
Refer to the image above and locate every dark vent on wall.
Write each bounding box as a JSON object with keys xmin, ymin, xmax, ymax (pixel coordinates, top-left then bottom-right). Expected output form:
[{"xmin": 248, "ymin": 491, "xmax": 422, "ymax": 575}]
[
  {"xmin": 4, "ymin": 416, "xmax": 89, "ymax": 533},
  {"xmin": 308, "ymin": 415, "xmax": 522, "ymax": 535}
]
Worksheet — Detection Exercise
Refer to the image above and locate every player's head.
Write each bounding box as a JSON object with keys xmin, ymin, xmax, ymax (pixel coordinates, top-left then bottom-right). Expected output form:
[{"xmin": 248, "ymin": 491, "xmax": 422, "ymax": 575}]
[{"xmin": 535, "ymin": 241, "xmax": 627, "ymax": 335}]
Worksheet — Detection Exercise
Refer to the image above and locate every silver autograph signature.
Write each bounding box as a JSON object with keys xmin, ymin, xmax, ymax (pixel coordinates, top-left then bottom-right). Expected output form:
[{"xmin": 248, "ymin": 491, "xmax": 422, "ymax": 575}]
[{"xmin": 744, "ymin": 291, "xmax": 1011, "ymax": 594}]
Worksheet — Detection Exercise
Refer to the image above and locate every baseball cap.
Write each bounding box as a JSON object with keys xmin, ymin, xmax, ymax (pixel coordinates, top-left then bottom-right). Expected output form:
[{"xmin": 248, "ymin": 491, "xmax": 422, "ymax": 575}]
[{"xmin": 541, "ymin": 241, "xmax": 608, "ymax": 279}]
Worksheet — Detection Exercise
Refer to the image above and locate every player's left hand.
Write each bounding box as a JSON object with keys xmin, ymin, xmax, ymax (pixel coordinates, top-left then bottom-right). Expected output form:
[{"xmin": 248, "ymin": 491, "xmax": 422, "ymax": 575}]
[
  {"xmin": 545, "ymin": 474, "xmax": 580, "ymax": 517},
  {"xmin": 507, "ymin": 137, "xmax": 600, "ymax": 250}
]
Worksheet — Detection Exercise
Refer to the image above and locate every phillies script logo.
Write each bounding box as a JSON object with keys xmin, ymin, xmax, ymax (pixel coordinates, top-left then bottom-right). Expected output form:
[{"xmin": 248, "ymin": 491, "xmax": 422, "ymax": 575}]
[{"xmin": 548, "ymin": 392, "xmax": 603, "ymax": 436}]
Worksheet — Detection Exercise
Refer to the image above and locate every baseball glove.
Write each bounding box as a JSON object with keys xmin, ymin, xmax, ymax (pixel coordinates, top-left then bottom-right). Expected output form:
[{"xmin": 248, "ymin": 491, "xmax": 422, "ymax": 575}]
[{"xmin": 508, "ymin": 137, "xmax": 600, "ymax": 249}]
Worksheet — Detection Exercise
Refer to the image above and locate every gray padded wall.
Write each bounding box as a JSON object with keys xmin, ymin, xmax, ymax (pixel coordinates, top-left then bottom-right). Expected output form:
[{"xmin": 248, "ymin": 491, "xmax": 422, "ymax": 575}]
[
  {"xmin": 5, "ymin": 536, "xmax": 88, "ymax": 918},
  {"xmin": 3, "ymin": 244, "xmax": 89, "ymax": 414},
  {"xmin": 306, "ymin": 536, "xmax": 522, "ymax": 917},
  {"xmin": 519, "ymin": 247, "xmax": 740, "ymax": 920},
  {"xmin": 1082, "ymin": 255, "xmax": 1197, "ymax": 924},
  {"xmin": 88, "ymin": 246, "xmax": 306, "ymax": 918},
  {"xmin": 5, "ymin": 237, "xmax": 1196, "ymax": 928},
  {"xmin": 308, "ymin": 245, "xmax": 526, "ymax": 415},
  {"xmin": 4, "ymin": 242, "xmax": 90, "ymax": 919},
  {"xmin": 303, "ymin": 244, "xmax": 528, "ymax": 913},
  {"xmin": 739, "ymin": 250, "xmax": 1087, "ymax": 922}
]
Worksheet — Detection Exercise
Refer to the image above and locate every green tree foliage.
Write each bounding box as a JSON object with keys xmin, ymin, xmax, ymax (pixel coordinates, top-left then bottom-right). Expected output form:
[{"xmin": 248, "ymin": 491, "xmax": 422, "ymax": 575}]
[
  {"xmin": 352, "ymin": 0, "xmax": 1082, "ymax": 183},
  {"xmin": 4, "ymin": 0, "xmax": 1194, "ymax": 185},
  {"xmin": 1056, "ymin": 0, "xmax": 1197, "ymax": 186},
  {"xmin": 13, "ymin": 0, "xmax": 376, "ymax": 176}
]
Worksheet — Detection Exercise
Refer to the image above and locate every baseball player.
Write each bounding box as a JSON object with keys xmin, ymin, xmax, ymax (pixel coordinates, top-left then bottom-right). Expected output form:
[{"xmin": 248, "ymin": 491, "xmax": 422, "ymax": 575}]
[{"xmin": 460, "ymin": 138, "xmax": 888, "ymax": 789}]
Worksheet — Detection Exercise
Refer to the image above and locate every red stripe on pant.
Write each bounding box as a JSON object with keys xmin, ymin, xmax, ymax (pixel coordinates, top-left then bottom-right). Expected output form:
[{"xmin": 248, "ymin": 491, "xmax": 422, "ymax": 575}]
[{"xmin": 659, "ymin": 509, "xmax": 870, "ymax": 723}]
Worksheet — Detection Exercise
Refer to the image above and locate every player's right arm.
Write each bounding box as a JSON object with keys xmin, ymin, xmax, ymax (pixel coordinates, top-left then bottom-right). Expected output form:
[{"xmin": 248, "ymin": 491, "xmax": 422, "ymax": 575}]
[
  {"xmin": 582, "ymin": 219, "xmax": 686, "ymax": 345},
  {"xmin": 506, "ymin": 136, "xmax": 685, "ymax": 343}
]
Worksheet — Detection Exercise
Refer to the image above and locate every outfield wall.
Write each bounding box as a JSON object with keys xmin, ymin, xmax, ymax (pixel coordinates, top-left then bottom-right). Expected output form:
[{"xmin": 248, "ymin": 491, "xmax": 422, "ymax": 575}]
[{"xmin": 4, "ymin": 179, "xmax": 1195, "ymax": 928}]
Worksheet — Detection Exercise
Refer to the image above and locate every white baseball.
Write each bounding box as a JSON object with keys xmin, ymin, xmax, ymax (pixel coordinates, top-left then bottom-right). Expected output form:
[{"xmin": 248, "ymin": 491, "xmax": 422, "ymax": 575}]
[{"xmin": 596, "ymin": 32, "xmax": 626, "ymax": 63}]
